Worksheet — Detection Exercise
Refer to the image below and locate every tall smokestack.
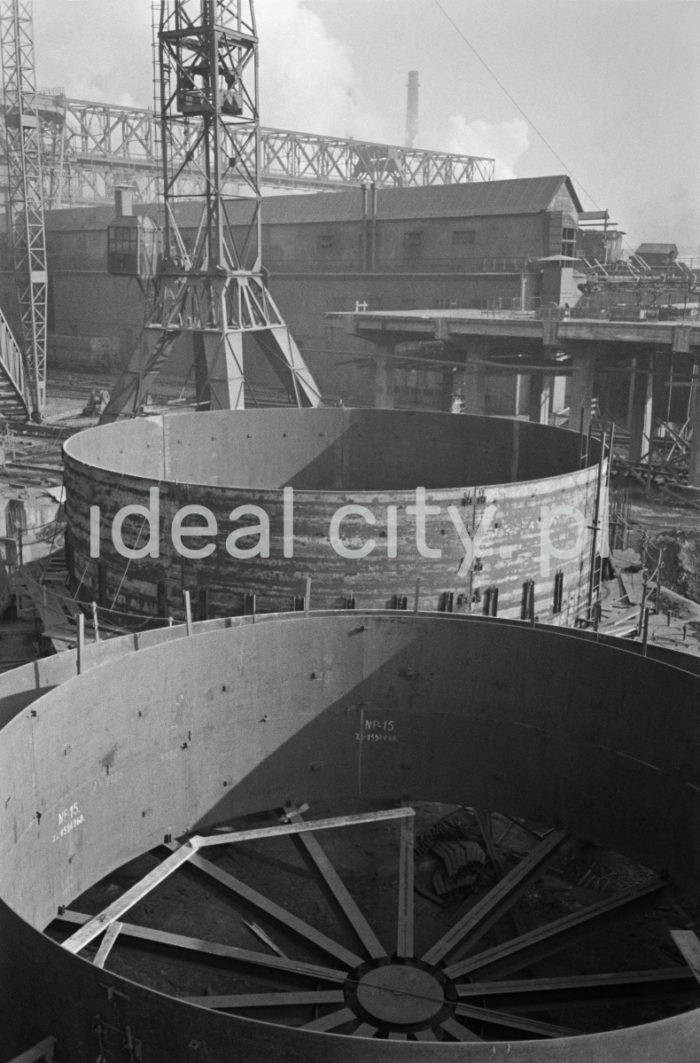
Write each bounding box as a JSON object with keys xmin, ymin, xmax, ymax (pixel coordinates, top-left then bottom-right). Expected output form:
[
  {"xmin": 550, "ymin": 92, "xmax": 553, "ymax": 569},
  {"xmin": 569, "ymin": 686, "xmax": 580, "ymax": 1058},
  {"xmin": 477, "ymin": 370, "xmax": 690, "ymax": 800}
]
[{"xmin": 405, "ymin": 70, "xmax": 419, "ymax": 148}]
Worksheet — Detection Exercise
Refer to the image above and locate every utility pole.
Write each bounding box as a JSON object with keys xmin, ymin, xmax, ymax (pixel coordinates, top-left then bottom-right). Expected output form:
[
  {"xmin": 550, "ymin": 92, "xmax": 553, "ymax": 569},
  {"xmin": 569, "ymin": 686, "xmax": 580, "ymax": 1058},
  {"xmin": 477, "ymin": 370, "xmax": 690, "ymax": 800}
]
[{"xmin": 101, "ymin": 0, "xmax": 321, "ymax": 421}]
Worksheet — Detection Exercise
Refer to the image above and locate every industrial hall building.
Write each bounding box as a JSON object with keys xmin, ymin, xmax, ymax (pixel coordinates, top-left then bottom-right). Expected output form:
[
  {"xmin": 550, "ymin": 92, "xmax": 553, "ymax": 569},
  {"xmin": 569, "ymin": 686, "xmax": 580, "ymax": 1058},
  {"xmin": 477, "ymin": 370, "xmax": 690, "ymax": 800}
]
[{"xmin": 1, "ymin": 174, "xmax": 585, "ymax": 409}]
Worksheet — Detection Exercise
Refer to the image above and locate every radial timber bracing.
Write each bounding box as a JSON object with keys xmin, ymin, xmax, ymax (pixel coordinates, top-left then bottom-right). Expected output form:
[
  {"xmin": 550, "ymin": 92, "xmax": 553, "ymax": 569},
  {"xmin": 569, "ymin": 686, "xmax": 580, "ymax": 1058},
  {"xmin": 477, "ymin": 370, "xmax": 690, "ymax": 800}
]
[{"xmin": 49, "ymin": 802, "xmax": 699, "ymax": 1044}]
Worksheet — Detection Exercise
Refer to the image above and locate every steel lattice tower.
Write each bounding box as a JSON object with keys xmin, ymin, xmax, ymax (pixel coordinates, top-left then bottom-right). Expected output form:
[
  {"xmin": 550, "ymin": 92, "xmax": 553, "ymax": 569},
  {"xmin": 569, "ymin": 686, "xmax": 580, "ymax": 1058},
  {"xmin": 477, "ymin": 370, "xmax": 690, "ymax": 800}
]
[
  {"xmin": 102, "ymin": 0, "xmax": 321, "ymax": 421},
  {"xmin": 0, "ymin": 0, "xmax": 47, "ymax": 418}
]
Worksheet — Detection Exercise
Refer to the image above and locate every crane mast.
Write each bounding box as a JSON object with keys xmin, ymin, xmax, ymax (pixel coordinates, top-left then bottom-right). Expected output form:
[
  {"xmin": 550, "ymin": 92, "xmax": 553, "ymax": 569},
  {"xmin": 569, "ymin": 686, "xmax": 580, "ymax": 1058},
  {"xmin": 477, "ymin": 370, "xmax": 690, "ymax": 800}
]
[
  {"xmin": 102, "ymin": 0, "xmax": 321, "ymax": 421},
  {"xmin": 0, "ymin": 0, "xmax": 47, "ymax": 419}
]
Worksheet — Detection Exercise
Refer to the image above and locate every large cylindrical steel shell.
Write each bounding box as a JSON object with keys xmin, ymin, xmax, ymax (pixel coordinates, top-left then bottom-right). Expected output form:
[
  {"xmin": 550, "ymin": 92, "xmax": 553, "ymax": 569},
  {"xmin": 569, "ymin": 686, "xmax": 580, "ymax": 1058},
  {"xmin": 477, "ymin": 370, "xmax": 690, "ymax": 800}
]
[
  {"xmin": 0, "ymin": 612, "xmax": 699, "ymax": 1059},
  {"xmin": 63, "ymin": 409, "xmax": 601, "ymax": 622}
]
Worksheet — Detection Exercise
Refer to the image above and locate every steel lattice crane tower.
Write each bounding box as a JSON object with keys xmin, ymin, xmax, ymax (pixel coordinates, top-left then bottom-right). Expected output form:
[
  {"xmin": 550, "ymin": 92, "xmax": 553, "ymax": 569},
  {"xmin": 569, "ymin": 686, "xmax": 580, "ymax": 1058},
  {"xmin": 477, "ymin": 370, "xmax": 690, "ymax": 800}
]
[
  {"xmin": 101, "ymin": 0, "xmax": 321, "ymax": 421},
  {"xmin": 0, "ymin": 0, "xmax": 47, "ymax": 419}
]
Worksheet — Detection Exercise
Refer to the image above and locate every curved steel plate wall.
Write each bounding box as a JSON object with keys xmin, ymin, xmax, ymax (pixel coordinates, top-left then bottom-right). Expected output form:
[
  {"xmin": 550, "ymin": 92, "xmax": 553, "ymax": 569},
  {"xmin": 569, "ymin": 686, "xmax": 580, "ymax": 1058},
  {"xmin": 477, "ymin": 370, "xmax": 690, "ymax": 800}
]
[
  {"xmin": 63, "ymin": 409, "xmax": 601, "ymax": 621},
  {"xmin": 1, "ymin": 613, "xmax": 699, "ymax": 1060}
]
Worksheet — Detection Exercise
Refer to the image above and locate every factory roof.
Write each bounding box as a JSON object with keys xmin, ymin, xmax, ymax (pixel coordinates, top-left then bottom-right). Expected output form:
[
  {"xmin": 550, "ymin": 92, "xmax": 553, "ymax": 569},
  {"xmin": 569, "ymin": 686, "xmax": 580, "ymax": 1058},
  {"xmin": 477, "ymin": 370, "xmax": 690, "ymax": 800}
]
[
  {"xmin": 635, "ymin": 242, "xmax": 679, "ymax": 256},
  {"xmin": 44, "ymin": 175, "xmax": 583, "ymax": 232},
  {"xmin": 249, "ymin": 175, "xmax": 583, "ymax": 224}
]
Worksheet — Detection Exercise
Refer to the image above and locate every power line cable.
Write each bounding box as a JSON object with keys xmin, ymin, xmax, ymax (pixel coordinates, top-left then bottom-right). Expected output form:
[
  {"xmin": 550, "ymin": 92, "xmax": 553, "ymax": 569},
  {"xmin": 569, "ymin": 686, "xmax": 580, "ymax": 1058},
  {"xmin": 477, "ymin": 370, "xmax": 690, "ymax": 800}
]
[{"xmin": 433, "ymin": 0, "xmax": 601, "ymax": 210}]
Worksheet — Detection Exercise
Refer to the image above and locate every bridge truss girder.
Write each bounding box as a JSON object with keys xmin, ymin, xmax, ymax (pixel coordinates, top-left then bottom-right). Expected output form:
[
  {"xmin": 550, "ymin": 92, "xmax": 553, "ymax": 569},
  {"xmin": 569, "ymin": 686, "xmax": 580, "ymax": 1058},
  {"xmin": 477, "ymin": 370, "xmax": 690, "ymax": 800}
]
[{"xmin": 3, "ymin": 92, "xmax": 495, "ymax": 208}]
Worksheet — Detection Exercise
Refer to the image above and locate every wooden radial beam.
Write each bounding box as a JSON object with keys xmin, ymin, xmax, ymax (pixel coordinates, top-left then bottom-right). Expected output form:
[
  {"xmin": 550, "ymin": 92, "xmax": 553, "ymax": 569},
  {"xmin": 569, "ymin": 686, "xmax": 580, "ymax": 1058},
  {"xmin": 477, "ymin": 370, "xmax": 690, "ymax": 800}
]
[
  {"xmin": 61, "ymin": 808, "xmax": 412, "ymax": 955},
  {"xmin": 48, "ymin": 803, "xmax": 688, "ymax": 1046}
]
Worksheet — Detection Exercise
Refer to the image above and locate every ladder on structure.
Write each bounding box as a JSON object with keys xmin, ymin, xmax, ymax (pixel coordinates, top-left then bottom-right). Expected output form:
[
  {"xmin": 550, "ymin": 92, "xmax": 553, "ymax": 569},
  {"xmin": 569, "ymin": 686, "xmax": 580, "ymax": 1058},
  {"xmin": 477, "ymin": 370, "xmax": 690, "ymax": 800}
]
[{"xmin": 0, "ymin": 303, "xmax": 30, "ymax": 420}]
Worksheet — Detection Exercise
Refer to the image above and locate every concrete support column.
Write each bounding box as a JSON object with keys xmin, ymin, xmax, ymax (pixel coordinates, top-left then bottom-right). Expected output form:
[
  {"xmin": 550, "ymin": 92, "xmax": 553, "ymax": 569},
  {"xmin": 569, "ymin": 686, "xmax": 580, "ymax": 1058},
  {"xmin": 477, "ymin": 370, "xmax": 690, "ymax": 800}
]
[
  {"xmin": 528, "ymin": 369, "xmax": 551, "ymax": 423},
  {"xmin": 514, "ymin": 373, "xmax": 526, "ymax": 416},
  {"xmin": 462, "ymin": 347, "xmax": 487, "ymax": 415},
  {"xmin": 527, "ymin": 347, "xmax": 558, "ymax": 425},
  {"xmin": 628, "ymin": 352, "xmax": 654, "ymax": 463},
  {"xmin": 567, "ymin": 344, "xmax": 597, "ymax": 436},
  {"xmin": 688, "ymin": 367, "xmax": 700, "ymax": 488},
  {"xmin": 374, "ymin": 352, "xmax": 395, "ymax": 408},
  {"xmin": 551, "ymin": 372, "xmax": 567, "ymax": 422}
]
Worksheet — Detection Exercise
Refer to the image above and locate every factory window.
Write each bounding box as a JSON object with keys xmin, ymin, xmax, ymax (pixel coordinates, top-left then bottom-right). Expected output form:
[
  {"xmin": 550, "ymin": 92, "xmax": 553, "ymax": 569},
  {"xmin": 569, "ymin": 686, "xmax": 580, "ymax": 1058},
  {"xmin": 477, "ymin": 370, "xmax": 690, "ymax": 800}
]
[
  {"xmin": 561, "ymin": 228, "xmax": 577, "ymax": 259},
  {"xmin": 317, "ymin": 234, "xmax": 335, "ymax": 250},
  {"xmin": 108, "ymin": 226, "xmax": 138, "ymax": 254},
  {"xmin": 404, "ymin": 231, "xmax": 424, "ymax": 248},
  {"xmin": 452, "ymin": 229, "xmax": 476, "ymax": 245},
  {"xmin": 107, "ymin": 218, "xmax": 160, "ymax": 279}
]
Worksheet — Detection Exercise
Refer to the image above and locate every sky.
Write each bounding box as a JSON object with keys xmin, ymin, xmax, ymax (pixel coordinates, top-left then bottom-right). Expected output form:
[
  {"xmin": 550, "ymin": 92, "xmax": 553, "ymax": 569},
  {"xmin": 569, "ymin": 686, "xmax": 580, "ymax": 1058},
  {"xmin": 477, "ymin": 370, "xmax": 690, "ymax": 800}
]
[{"xmin": 32, "ymin": 0, "xmax": 700, "ymax": 254}]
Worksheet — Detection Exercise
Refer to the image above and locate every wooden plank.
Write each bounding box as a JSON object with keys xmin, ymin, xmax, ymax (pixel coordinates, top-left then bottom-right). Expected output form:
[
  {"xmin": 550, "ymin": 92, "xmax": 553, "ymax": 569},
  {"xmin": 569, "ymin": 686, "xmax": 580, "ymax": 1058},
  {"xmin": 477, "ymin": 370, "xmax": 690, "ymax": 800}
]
[
  {"xmin": 61, "ymin": 842, "xmax": 198, "ymax": 954},
  {"xmin": 181, "ymin": 990, "xmax": 345, "ymax": 1009},
  {"xmin": 196, "ymin": 807, "xmax": 414, "ymax": 849},
  {"xmin": 58, "ymin": 909, "xmax": 347, "ymax": 984},
  {"xmin": 93, "ymin": 920, "xmax": 122, "ymax": 968},
  {"xmin": 455, "ymin": 1002, "xmax": 579, "ymax": 1038},
  {"xmin": 619, "ymin": 569, "xmax": 645, "ymax": 605},
  {"xmin": 287, "ymin": 809, "xmax": 387, "ymax": 960},
  {"xmin": 458, "ymin": 968, "xmax": 698, "ymax": 998},
  {"xmin": 167, "ymin": 843, "xmax": 363, "ymax": 968},
  {"xmin": 351, "ymin": 1022, "xmax": 378, "ymax": 1037},
  {"xmin": 413, "ymin": 1028, "xmax": 438, "ymax": 1041},
  {"xmin": 62, "ymin": 810, "xmax": 413, "ymax": 956},
  {"xmin": 6, "ymin": 1038, "xmax": 57, "ymax": 1063},
  {"xmin": 445, "ymin": 880, "xmax": 664, "ymax": 981},
  {"xmin": 457, "ymin": 969, "xmax": 699, "ymax": 1011},
  {"xmin": 301, "ymin": 1006, "xmax": 356, "ymax": 1031},
  {"xmin": 39, "ymin": 627, "xmax": 77, "ymax": 642},
  {"xmin": 440, "ymin": 1017, "xmax": 482, "ymax": 1042},
  {"xmin": 422, "ymin": 830, "xmax": 566, "ymax": 966},
  {"xmin": 475, "ymin": 809, "xmax": 528, "ymax": 936},
  {"xmin": 671, "ymin": 929, "xmax": 700, "ymax": 985},
  {"xmin": 242, "ymin": 919, "xmax": 285, "ymax": 957},
  {"xmin": 396, "ymin": 810, "xmax": 414, "ymax": 958}
]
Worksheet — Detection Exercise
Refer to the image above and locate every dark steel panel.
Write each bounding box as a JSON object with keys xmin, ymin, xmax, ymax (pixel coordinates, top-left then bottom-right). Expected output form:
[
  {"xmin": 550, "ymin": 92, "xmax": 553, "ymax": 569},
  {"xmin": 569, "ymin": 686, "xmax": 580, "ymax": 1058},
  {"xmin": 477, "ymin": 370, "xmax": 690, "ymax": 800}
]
[
  {"xmin": 63, "ymin": 409, "xmax": 600, "ymax": 621},
  {"xmin": 0, "ymin": 612, "xmax": 697, "ymax": 733},
  {"xmin": 64, "ymin": 409, "xmax": 588, "ymax": 495},
  {"xmin": 1, "ymin": 613, "xmax": 700, "ymax": 1059}
]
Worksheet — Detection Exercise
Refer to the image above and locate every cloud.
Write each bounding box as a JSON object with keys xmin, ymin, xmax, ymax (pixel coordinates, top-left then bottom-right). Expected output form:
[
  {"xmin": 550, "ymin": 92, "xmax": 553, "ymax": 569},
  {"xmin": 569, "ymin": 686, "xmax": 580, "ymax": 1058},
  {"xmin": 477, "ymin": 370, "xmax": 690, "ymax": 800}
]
[
  {"xmin": 34, "ymin": 0, "xmax": 388, "ymax": 139},
  {"xmin": 34, "ymin": 0, "xmax": 152, "ymax": 106},
  {"xmin": 31, "ymin": 0, "xmax": 527, "ymax": 185},
  {"xmin": 622, "ymin": 181, "xmax": 700, "ymax": 255},
  {"xmin": 437, "ymin": 115, "xmax": 529, "ymax": 179},
  {"xmin": 256, "ymin": 0, "xmax": 387, "ymax": 139}
]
